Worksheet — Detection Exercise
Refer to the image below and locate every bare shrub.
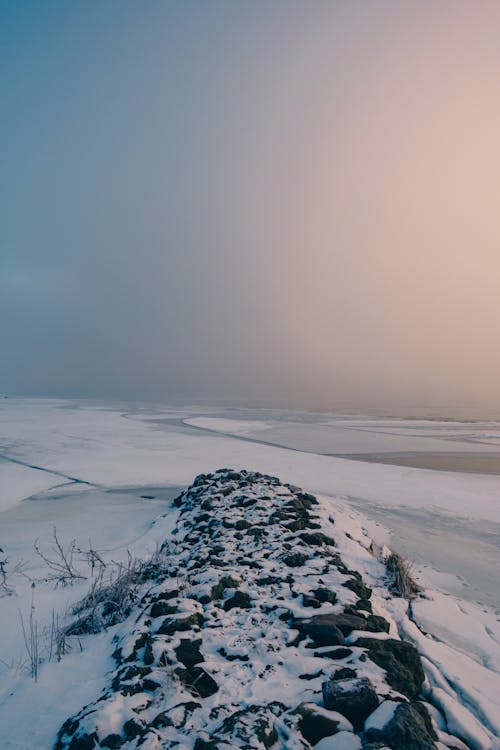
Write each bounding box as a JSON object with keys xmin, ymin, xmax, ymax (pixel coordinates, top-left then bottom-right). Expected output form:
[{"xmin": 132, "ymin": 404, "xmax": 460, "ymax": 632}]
[
  {"xmin": 0, "ymin": 547, "xmax": 13, "ymax": 597},
  {"xmin": 66, "ymin": 547, "xmax": 168, "ymax": 636},
  {"xmin": 0, "ymin": 548, "xmax": 30, "ymax": 597},
  {"xmin": 386, "ymin": 552, "xmax": 422, "ymax": 599},
  {"xmin": 78, "ymin": 543, "xmax": 107, "ymax": 578},
  {"xmin": 34, "ymin": 527, "xmax": 86, "ymax": 587},
  {"xmin": 19, "ymin": 587, "xmax": 40, "ymax": 680},
  {"xmin": 45, "ymin": 539, "xmax": 172, "ymax": 640},
  {"xmin": 176, "ymin": 573, "xmax": 194, "ymax": 598},
  {"xmin": 49, "ymin": 610, "xmax": 71, "ymax": 662}
]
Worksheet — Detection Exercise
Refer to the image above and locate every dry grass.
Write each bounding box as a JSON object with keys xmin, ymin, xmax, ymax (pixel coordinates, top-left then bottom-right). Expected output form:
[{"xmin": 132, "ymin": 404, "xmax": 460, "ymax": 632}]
[
  {"xmin": 386, "ymin": 552, "xmax": 422, "ymax": 599},
  {"xmin": 66, "ymin": 545, "xmax": 170, "ymax": 636}
]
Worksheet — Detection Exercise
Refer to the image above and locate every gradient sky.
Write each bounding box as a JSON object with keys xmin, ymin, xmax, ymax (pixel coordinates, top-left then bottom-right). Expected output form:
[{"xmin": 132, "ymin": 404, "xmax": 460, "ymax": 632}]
[{"xmin": 1, "ymin": 1, "xmax": 500, "ymax": 409}]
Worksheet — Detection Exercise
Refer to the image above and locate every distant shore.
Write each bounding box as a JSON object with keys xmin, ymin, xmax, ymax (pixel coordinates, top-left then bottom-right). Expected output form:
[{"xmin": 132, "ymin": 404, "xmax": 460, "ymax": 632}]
[{"xmin": 334, "ymin": 452, "xmax": 500, "ymax": 475}]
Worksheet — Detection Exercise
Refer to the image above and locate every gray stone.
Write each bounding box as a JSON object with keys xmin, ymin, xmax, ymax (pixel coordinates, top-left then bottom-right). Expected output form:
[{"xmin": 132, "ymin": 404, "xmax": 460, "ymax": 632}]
[
  {"xmin": 295, "ymin": 615, "xmax": 346, "ymax": 647},
  {"xmin": 322, "ymin": 677, "xmax": 379, "ymax": 731},
  {"xmin": 355, "ymin": 638, "xmax": 425, "ymax": 699},
  {"xmin": 365, "ymin": 701, "xmax": 438, "ymax": 750}
]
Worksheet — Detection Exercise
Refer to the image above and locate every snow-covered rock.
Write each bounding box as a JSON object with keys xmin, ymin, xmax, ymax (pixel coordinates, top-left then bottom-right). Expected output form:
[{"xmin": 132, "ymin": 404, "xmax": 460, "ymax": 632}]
[{"xmin": 52, "ymin": 469, "xmax": 471, "ymax": 750}]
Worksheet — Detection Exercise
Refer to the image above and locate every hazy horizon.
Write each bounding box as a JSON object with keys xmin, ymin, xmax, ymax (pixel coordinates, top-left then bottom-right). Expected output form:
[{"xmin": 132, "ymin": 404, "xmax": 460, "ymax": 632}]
[{"xmin": 2, "ymin": 2, "xmax": 500, "ymax": 410}]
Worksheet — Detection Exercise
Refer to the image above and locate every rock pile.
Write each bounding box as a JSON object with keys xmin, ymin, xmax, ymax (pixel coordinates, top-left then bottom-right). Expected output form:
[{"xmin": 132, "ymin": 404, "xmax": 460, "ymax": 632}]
[{"xmin": 54, "ymin": 469, "xmax": 468, "ymax": 750}]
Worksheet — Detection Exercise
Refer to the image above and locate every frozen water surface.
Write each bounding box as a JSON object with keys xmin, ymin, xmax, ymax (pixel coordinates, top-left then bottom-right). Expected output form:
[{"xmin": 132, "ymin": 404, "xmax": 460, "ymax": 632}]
[{"xmin": 1, "ymin": 399, "xmax": 500, "ymax": 748}]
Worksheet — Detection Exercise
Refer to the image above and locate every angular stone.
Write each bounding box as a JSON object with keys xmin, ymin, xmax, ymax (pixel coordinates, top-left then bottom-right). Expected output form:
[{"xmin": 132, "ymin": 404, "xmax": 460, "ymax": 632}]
[
  {"xmin": 294, "ymin": 702, "xmax": 341, "ymax": 745},
  {"xmin": 176, "ymin": 667, "xmax": 219, "ymax": 698},
  {"xmin": 343, "ymin": 574, "xmax": 372, "ymax": 600},
  {"xmin": 299, "ymin": 532, "xmax": 336, "ymax": 547},
  {"xmin": 312, "ymin": 587, "xmax": 337, "ymax": 605},
  {"xmin": 295, "ymin": 615, "xmax": 346, "ymax": 647},
  {"xmin": 302, "ymin": 593, "xmax": 321, "ymax": 608},
  {"xmin": 156, "ymin": 612, "xmax": 204, "ymax": 635},
  {"xmin": 314, "ymin": 647, "xmax": 353, "ymax": 660},
  {"xmin": 283, "ymin": 552, "xmax": 309, "ymax": 567},
  {"xmin": 223, "ymin": 591, "xmax": 251, "ymax": 611},
  {"xmin": 355, "ymin": 638, "xmax": 425, "ymax": 699},
  {"xmin": 322, "ymin": 677, "xmax": 379, "ymax": 731},
  {"xmin": 293, "ymin": 615, "xmax": 345, "ymax": 646},
  {"xmin": 175, "ymin": 639, "xmax": 204, "ymax": 668},
  {"xmin": 365, "ymin": 701, "xmax": 437, "ymax": 750}
]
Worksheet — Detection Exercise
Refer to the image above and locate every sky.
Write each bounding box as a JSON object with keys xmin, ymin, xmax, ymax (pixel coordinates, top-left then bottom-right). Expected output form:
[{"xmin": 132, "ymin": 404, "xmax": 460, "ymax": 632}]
[{"xmin": 1, "ymin": 1, "xmax": 500, "ymax": 410}]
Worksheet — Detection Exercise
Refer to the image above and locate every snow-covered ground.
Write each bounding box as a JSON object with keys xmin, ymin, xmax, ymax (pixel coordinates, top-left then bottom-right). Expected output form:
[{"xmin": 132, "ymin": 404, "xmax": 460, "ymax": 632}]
[{"xmin": 1, "ymin": 398, "xmax": 500, "ymax": 748}]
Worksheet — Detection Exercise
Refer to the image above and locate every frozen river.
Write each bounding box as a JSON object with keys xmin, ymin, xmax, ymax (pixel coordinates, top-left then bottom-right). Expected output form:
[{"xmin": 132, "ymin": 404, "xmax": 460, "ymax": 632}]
[
  {"xmin": 2, "ymin": 399, "xmax": 500, "ymax": 750},
  {"xmin": 1, "ymin": 398, "xmax": 500, "ymax": 609}
]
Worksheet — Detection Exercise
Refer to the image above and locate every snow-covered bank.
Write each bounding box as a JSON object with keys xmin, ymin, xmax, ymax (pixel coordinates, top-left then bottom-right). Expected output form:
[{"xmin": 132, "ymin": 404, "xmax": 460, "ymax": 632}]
[
  {"xmin": 2, "ymin": 469, "xmax": 498, "ymax": 749},
  {"xmin": 2, "ymin": 400, "xmax": 500, "ymax": 595},
  {"xmin": 1, "ymin": 400, "xmax": 500, "ymax": 747}
]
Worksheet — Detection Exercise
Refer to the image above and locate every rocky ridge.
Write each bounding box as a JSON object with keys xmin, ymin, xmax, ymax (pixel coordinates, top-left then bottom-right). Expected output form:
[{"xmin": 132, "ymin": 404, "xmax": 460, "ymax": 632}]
[{"xmin": 54, "ymin": 469, "xmax": 471, "ymax": 750}]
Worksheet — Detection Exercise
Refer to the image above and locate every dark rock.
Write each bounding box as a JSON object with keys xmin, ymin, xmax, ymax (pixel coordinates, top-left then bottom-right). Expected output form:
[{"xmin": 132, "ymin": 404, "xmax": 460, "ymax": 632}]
[
  {"xmin": 298, "ymin": 669, "xmax": 324, "ymax": 680},
  {"xmin": 302, "ymin": 594, "xmax": 321, "ymax": 608},
  {"xmin": 150, "ymin": 600, "xmax": 177, "ymax": 618},
  {"xmin": 333, "ymin": 667, "xmax": 357, "ymax": 680},
  {"xmin": 296, "ymin": 611, "xmax": 380, "ymax": 642},
  {"xmin": 123, "ymin": 719, "xmax": 143, "ymax": 741},
  {"xmin": 156, "ymin": 612, "xmax": 204, "ymax": 635},
  {"xmin": 223, "ymin": 591, "xmax": 252, "ymax": 611},
  {"xmin": 355, "ymin": 638, "xmax": 425, "ymax": 699},
  {"xmin": 295, "ymin": 615, "xmax": 346, "ymax": 647},
  {"xmin": 151, "ymin": 711, "xmax": 174, "ymax": 729},
  {"xmin": 343, "ymin": 574, "xmax": 372, "ymax": 600},
  {"xmin": 299, "ymin": 532, "xmax": 336, "ymax": 547},
  {"xmin": 283, "ymin": 552, "xmax": 309, "ymax": 568},
  {"xmin": 234, "ymin": 519, "xmax": 251, "ymax": 530},
  {"xmin": 247, "ymin": 527, "xmax": 266, "ymax": 539},
  {"xmin": 152, "ymin": 701, "xmax": 202, "ymax": 730},
  {"xmin": 294, "ymin": 702, "xmax": 340, "ymax": 745},
  {"xmin": 312, "ymin": 587, "xmax": 337, "ymax": 605},
  {"xmin": 256, "ymin": 575, "xmax": 281, "ymax": 586},
  {"xmin": 285, "ymin": 519, "xmax": 308, "ymax": 532},
  {"xmin": 366, "ymin": 614, "xmax": 390, "ymax": 633},
  {"xmin": 60, "ymin": 733, "xmax": 98, "ymax": 750},
  {"xmin": 323, "ymin": 612, "xmax": 370, "ymax": 636},
  {"xmin": 111, "ymin": 664, "xmax": 151, "ymax": 692},
  {"xmin": 193, "ymin": 739, "xmax": 220, "ymax": 750},
  {"xmin": 100, "ymin": 735, "xmax": 124, "ymax": 749},
  {"xmin": 322, "ymin": 676, "xmax": 379, "ymax": 731},
  {"xmin": 353, "ymin": 597, "xmax": 372, "ymax": 612},
  {"xmin": 176, "ymin": 667, "xmax": 219, "ymax": 698},
  {"xmin": 218, "ymin": 647, "xmax": 249, "ymax": 662},
  {"xmin": 175, "ymin": 639, "xmax": 204, "ymax": 668},
  {"xmin": 216, "ymin": 704, "xmax": 280, "ymax": 748},
  {"xmin": 314, "ymin": 647, "xmax": 353, "ymax": 660},
  {"xmin": 365, "ymin": 701, "xmax": 438, "ymax": 750},
  {"xmin": 210, "ymin": 545, "xmax": 225, "ymax": 555},
  {"xmin": 142, "ymin": 677, "xmax": 161, "ymax": 691}
]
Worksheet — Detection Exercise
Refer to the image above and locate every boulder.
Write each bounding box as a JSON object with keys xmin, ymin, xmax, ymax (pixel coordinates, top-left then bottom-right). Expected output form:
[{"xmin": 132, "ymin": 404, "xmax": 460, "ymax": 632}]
[
  {"xmin": 175, "ymin": 639, "xmax": 204, "ymax": 668},
  {"xmin": 322, "ymin": 677, "xmax": 379, "ymax": 731},
  {"xmin": 295, "ymin": 615, "xmax": 346, "ymax": 647},
  {"xmin": 176, "ymin": 666, "xmax": 219, "ymax": 698},
  {"xmin": 295, "ymin": 611, "xmax": 387, "ymax": 644},
  {"xmin": 223, "ymin": 591, "xmax": 251, "ymax": 611},
  {"xmin": 312, "ymin": 587, "xmax": 337, "ymax": 605},
  {"xmin": 364, "ymin": 701, "xmax": 437, "ymax": 750},
  {"xmin": 355, "ymin": 638, "xmax": 425, "ymax": 699},
  {"xmin": 294, "ymin": 702, "xmax": 341, "ymax": 745}
]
